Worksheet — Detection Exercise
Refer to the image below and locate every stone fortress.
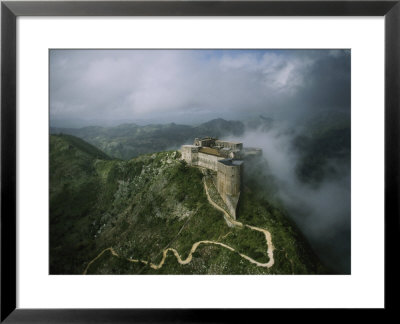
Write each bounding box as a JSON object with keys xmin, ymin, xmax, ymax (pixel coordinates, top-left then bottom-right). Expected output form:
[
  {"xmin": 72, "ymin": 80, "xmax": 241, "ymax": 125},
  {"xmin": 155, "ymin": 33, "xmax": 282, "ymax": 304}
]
[{"xmin": 181, "ymin": 137, "xmax": 262, "ymax": 219}]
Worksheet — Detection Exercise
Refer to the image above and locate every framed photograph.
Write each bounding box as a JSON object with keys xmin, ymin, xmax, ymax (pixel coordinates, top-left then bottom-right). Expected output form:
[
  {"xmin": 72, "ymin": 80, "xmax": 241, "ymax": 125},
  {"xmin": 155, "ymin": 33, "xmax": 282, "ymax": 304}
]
[{"xmin": 1, "ymin": 0, "xmax": 398, "ymax": 321}]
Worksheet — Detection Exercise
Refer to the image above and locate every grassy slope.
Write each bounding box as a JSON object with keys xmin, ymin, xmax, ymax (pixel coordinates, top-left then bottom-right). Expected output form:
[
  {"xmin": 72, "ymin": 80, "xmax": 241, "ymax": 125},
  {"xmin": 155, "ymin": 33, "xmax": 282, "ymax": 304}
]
[
  {"xmin": 50, "ymin": 134, "xmax": 326, "ymax": 275},
  {"xmin": 50, "ymin": 134, "xmax": 110, "ymax": 273}
]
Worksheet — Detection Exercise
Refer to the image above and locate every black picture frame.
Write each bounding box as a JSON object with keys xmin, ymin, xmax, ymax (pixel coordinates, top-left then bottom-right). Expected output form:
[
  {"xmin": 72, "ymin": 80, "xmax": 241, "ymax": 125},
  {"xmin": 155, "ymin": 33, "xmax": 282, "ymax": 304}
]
[{"xmin": 1, "ymin": 0, "xmax": 399, "ymax": 322}]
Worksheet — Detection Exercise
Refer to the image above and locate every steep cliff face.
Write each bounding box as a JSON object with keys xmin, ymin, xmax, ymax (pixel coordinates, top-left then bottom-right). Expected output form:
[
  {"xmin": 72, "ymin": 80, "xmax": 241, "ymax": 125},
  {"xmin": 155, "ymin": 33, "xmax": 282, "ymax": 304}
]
[{"xmin": 50, "ymin": 134, "xmax": 327, "ymax": 275}]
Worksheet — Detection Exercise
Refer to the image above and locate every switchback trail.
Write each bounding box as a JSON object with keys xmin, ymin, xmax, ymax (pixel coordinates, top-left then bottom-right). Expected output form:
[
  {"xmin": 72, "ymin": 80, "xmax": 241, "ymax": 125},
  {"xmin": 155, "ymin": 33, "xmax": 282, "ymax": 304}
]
[
  {"xmin": 83, "ymin": 174, "xmax": 274, "ymax": 274},
  {"xmin": 201, "ymin": 176, "xmax": 274, "ymax": 268}
]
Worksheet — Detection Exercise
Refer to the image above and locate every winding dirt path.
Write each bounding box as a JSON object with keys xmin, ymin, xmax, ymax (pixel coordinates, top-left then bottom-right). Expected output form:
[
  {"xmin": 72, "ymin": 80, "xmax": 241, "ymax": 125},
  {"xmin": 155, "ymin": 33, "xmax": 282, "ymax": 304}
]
[
  {"xmin": 202, "ymin": 177, "xmax": 274, "ymax": 268},
  {"xmin": 83, "ymin": 175, "xmax": 275, "ymax": 274}
]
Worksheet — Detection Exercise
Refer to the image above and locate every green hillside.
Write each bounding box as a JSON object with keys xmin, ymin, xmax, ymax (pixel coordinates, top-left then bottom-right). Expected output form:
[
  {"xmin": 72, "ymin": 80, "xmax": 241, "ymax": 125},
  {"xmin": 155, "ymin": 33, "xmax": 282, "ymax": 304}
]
[
  {"xmin": 50, "ymin": 134, "xmax": 327, "ymax": 275},
  {"xmin": 50, "ymin": 118, "xmax": 245, "ymax": 160}
]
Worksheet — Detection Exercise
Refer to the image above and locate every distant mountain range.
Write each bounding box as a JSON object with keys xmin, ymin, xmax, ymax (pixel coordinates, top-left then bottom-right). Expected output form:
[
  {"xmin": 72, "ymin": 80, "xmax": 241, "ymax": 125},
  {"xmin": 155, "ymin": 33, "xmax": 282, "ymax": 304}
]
[
  {"xmin": 50, "ymin": 118, "xmax": 249, "ymax": 160},
  {"xmin": 50, "ymin": 114, "xmax": 350, "ymax": 187}
]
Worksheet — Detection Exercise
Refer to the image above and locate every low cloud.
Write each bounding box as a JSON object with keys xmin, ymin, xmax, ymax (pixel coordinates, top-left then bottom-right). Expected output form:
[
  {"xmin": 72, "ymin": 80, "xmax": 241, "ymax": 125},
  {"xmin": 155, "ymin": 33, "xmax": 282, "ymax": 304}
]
[
  {"xmin": 224, "ymin": 125, "xmax": 350, "ymax": 274},
  {"xmin": 50, "ymin": 49, "xmax": 350, "ymax": 126}
]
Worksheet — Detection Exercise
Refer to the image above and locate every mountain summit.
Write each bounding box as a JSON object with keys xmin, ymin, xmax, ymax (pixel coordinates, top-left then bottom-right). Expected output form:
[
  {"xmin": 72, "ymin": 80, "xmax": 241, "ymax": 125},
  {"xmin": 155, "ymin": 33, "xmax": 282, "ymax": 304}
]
[{"xmin": 50, "ymin": 134, "xmax": 326, "ymax": 274}]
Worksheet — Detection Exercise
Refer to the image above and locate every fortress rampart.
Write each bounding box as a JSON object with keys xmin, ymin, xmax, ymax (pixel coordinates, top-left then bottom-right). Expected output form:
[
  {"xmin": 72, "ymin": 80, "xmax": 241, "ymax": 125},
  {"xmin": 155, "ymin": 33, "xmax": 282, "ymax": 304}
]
[
  {"xmin": 217, "ymin": 159, "xmax": 243, "ymax": 218},
  {"xmin": 181, "ymin": 145, "xmax": 225, "ymax": 172},
  {"xmin": 217, "ymin": 159, "xmax": 243, "ymax": 197},
  {"xmin": 181, "ymin": 137, "xmax": 258, "ymax": 219}
]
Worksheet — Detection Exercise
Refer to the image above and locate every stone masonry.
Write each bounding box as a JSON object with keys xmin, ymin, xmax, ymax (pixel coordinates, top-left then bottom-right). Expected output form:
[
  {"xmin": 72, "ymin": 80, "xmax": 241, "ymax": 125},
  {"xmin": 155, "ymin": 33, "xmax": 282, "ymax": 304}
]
[{"xmin": 181, "ymin": 137, "xmax": 258, "ymax": 219}]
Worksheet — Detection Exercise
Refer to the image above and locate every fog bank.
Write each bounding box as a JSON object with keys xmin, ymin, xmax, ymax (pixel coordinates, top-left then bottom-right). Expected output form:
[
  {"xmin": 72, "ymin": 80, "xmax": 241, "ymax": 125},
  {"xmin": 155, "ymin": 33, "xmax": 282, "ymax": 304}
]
[{"xmin": 225, "ymin": 125, "xmax": 350, "ymax": 273}]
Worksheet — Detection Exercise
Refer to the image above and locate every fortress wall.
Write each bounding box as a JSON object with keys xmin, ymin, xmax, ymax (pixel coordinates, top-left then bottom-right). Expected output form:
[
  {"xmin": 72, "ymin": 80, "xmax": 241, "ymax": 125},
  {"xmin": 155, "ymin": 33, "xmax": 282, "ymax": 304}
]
[
  {"xmin": 181, "ymin": 146, "xmax": 191, "ymax": 163},
  {"xmin": 181, "ymin": 145, "xmax": 199, "ymax": 164},
  {"xmin": 243, "ymin": 148, "xmax": 262, "ymax": 158},
  {"xmin": 217, "ymin": 160, "xmax": 242, "ymax": 219},
  {"xmin": 217, "ymin": 162, "xmax": 242, "ymax": 196},
  {"xmin": 199, "ymin": 138, "xmax": 216, "ymax": 147},
  {"xmin": 224, "ymin": 194, "xmax": 240, "ymax": 219},
  {"xmin": 181, "ymin": 141, "xmax": 247, "ymax": 220},
  {"xmin": 197, "ymin": 152, "xmax": 224, "ymax": 172},
  {"xmin": 215, "ymin": 140, "xmax": 243, "ymax": 151}
]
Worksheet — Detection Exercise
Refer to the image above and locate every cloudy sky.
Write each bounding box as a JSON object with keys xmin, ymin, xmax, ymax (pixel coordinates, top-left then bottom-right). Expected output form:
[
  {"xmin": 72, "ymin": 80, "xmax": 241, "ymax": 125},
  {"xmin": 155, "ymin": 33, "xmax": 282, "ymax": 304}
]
[{"xmin": 50, "ymin": 49, "xmax": 350, "ymax": 127}]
